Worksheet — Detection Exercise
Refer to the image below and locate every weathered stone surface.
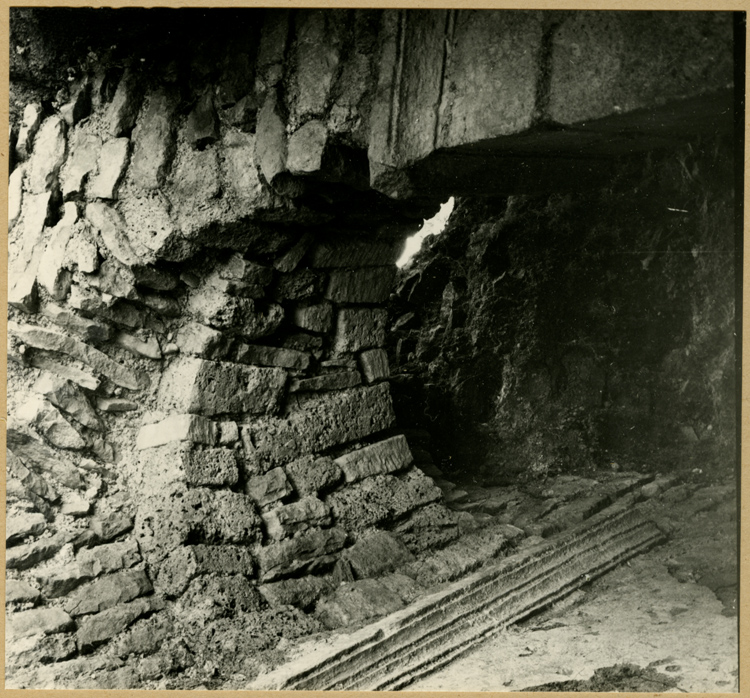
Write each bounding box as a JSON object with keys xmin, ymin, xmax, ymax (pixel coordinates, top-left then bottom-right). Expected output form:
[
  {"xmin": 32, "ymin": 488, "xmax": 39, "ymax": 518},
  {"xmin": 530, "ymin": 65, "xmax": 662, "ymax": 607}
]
[
  {"xmin": 26, "ymin": 115, "xmax": 67, "ymax": 194},
  {"xmin": 27, "ymin": 353, "xmax": 101, "ymax": 392},
  {"xmin": 61, "ymin": 131, "xmax": 101, "ymax": 199},
  {"xmin": 76, "ymin": 596, "xmax": 162, "ymax": 650},
  {"xmin": 130, "ymin": 90, "xmax": 177, "ymax": 189},
  {"xmin": 185, "ymin": 448, "xmax": 239, "ymax": 487},
  {"xmin": 156, "ymin": 544, "xmax": 255, "ymax": 597},
  {"xmin": 283, "ymin": 333, "xmax": 325, "ymax": 356},
  {"xmin": 235, "ymin": 343, "xmax": 310, "ymax": 370},
  {"xmin": 90, "ymin": 511, "xmax": 135, "ymax": 541},
  {"xmin": 273, "ymin": 267, "xmax": 323, "ymax": 300},
  {"xmin": 96, "ymin": 397, "xmax": 138, "ymax": 413},
  {"xmin": 359, "ymin": 348, "xmax": 390, "ymax": 383},
  {"xmin": 34, "ymin": 373, "xmax": 100, "ymax": 429},
  {"xmin": 6, "ymin": 579, "xmax": 42, "ymax": 606},
  {"xmin": 111, "ymin": 611, "xmax": 174, "ymax": 659},
  {"xmin": 292, "ymin": 301, "xmax": 333, "ymax": 333},
  {"xmin": 115, "ymin": 332, "xmax": 162, "ymax": 360},
  {"xmin": 259, "ymin": 575, "xmax": 333, "ymax": 610},
  {"xmin": 8, "ymin": 428, "xmax": 84, "ymax": 489},
  {"xmin": 335, "ymin": 435, "xmax": 413, "ymax": 484},
  {"xmin": 60, "ymin": 79, "xmax": 91, "ymax": 126},
  {"xmin": 85, "ymin": 202, "xmax": 139, "ymax": 267},
  {"xmin": 262, "ymin": 496, "xmax": 331, "ymax": 541},
  {"xmin": 7, "ymin": 451, "xmax": 60, "ymax": 505},
  {"xmin": 8, "ymin": 607, "xmax": 74, "ymax": 640},
  {"xmin": 284, "ymin": 455, "xmax": 342, "ymax": 495},
  {"xmin": 186, "ymin": 90, "xmax": 219, "ymax": 147},
  {"xmin": 255, "ymin": 89, "xmax": 287, "ymax": 185},
  {"xmin": 88, "ymin": 138, "xmax": 130, "ymax": 199},
  {"xmin": 178, "ymin": 575, "xmax": 262, "ymax": 616},
  {"xmin": 7, "ymin": 632, "xmax": 78, "ymax": 669},
  {"xmin": 310, "ymin": 240, "xmax": 401, "ymax": 268},
  {"xmin": 332, "ymin": 308, "xmax": 388, "ymax": 353},
  {"xmin": 220, "ymin": 253, "xmax": 274, "ymax": 285},
  {"xmin": 290, "ymin": 371, "xmax": 362, "ymax": 393},
  {"xmin": 16, "ymin": 102, "xmax": 43, "ymax": 160},
  {"xmin": 87, "ymin": 258, "xmax": 138, "ymax": 299},
  {"xmin": 42, "ymin": 303, "xmax": 112, "ymax": 343},
  {"xmin": 274, "ymin": 232, "xmax": 316, "ymax": 273},
  {"xmin": 257, "ymin": 527, "xmax": 347, "ymax": 582},
  {"xmin": 315, "ymin": 577, "xmax": 406, "ymax": 630},
  {"xmin": 325, "ymin": 267, "xmax": 396, "ymax": 304},
  {"xmin": 131, "ymin": 264, "xmax": 178, "ymax": 291},
  {"xmin": 10, "ymin": 322, "xmax": 148, "ymax": 391},
  {"xmin": 244, "ymin": 383, "xmax": 395, "ymax": 469},
  {"xmin": 245, "ymin": 467, "xmax": 293, "ymax": 507},
  {"xmin": 63, "ymin": 569, "xmax": 153, "ymax": 617},
  {"xmin": 391, "ymin": 502, "xmax": 461, "ymax": 554},
  {"xmin": 18, "ymin": 395, "xmax": 86, "ymax": 450},
  {"xmin": 9, "ymin": 164, "xmax": 24, "ymax": 227},
  {"xmin": 107, "ymin": 68, "xmax": 144, "ymax": 137},
  {"xmin": 136, "ymin": 414, "xmax": 217, "ymax": 450},
  {"xmin": 287, "ymin": 120, "xmax": 327, "ymax": 174},
  {"xmin": 35, "ymin": 564, "xmax": 94, "ymax": 598},
  {"xmin": 37, "ymin": 203, "xmax": 79, "ymax": 300},
  {"xmin": 327, "ymin": 469, "xmax": 443, "ymax": 532},
  {"xmin": 77, "ymin": 539, "xmax": 141, "ymax": 577},
  {"xmin": 174, "ymin": 322, "xmax": 231, "ymax": 360},
  {"xmin": 6, "ymin": 511, "xmax": 47, "ymax": 546},
  {"xmin": 157, "ymin": 357, "xmax": 286, "ymax": 416},
  {"xmin": 6, "ymin": 536, "xmax": 66, "ymax": 570},
  {"xmin": 186, "ymin": 285, "xmax": 249, "ymax": 329},
  {"xmin": 221, "ymin": 130, "xmax": 276, "ymax": 213}
]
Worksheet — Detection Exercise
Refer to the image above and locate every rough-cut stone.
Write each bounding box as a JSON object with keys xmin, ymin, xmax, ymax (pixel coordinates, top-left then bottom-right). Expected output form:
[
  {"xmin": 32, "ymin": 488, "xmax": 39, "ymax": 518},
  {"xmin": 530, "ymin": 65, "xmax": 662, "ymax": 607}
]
[
  {"xmin": 332, "ymin": 308, "xmax": 388, "ymax": 353},
  {"xmin": 16, "ymin": 102, "xmax": 43, "ymax": 160},
  {"xmin": 17, "ymin": 394, "xmax": 87, "ymax": 450},
  {"xmin": 343, "ymin": 530, "xmax": 415, "ymax": 579},
  {"xmin": 220, "ymin": 254, "xmax": 274, "ymax": 285},
  {"xmin": 130, "ymin": 90, "xmax": 177, "ymax": 189},
  {"xmin": 310, "ymin": 240, "xmax": 401, "ymax": 268},
  {"xmin": 273, "ymin": 267, "xmax": 323, "ymax": 300},
  {"xmin": 35, "ymin": 564, "xmax": 94, "ymax": 598},
  {"xmin": 287, "ymin": 120, "xmax": 327, "ymax": 174},
  {"xmin": 7, "ymin": 632, "xmax": 78, "ymax": 669},
  {"xmin": 34, "ymin": 373, "xmax": 100, "ymax": 429},
  {"xmin": 290, "ymin": 372, "xmax": 362, "ymax": 393},
  {"xmin": 115, "ymin": 332, "xmax": 162, "ymax": 360},
  {"xmin": 132, "ymin": 264, "xmax": 178, "ymax": 291},
  {"xmin": 262, "ymin": 496, "xmax": 331, "ymax": 541},
  {"xmin": 325, "ymin": 267, "xmax": 396, "ymax": 304},
  {"xmin": 76, "ymin": 596, "xmax": 162, "ymax": 650},
  {"xmin": 221, "ymin": 129, "xmax": 275, "ymax": 211},
  {"xmin": 157, "ymin": 356, "xmax": 286, "ymax": 416},
  {"xmin": 75, "ymin": 540, "xmax": 140, "ymax": 580},
  {"xmin": 6, "ymin": 536, "xmax": 66, "ymax": 570},
  {"xmin": 174, "ymin": 322, "xmax": 231, "ymax": 360},
  {"xmin": 326, "ymin": 469, "xmax": 443, "ymax": 532},
  {"xmin": 96, "ymin": 397, "xmax": 138, "ymax": 413},
  {"xmin": 178, "ymin": 575, "xmax": 262, "ymax": 617},
  {"xmin": 6, "ymin": 579, "xmax": 42, "ymax": 606},
  {"xmin": 259, "ymin": 575, "xmax": 333, "ymax": 610},
  {"xmin": 273, "ymin": 232, "xmax": 315, "ymax": 273},
  {"xmin": 42, "ymin": 303, "xmax": 112, "ymax": 343},
  {"xmin": 27, "ymin": 353, "xmax": 101, "ymax": 392},
  {"xmin": 63, "ymin": 569, "xmax": 153, "ymax": 617},
  {"xmin": 9, "ymin": 164, "xmax": 24, "ymax": 227},
  {"xmin": 186, "ymin": 90, "xmax": 219, "ymax": 147},
  {"xmin": 37, "ymin": 210, "xmax": 76, "ymax": 301},
  {"xmin": 85, "ymin": 202, "xmax": 139, "ymax": 267},
  {"xmin": 60, "ymin": 79, "xmax": 91, "ymax": 126},
  {"xmin": 359, "ymin": 348, "xmax": 390, "ymax": 383},
  {"xmin": 107, "ymin": 68, "xmax": 144, "ymax": 137},
  {"xmin": 245, "ymin": 467, "xmax": 293, "ymax": 507},
  {"xmin": 315, "ymin": 577, "xmax": 406, "ymax": 630},
  {"xmin": 136, "ymin": 414, "xmax": 217, "ymax": 450},
  {"xmin": 255, "ymin": 89, "xmax": 287, "ymax": 185},
  {"xmin": 243, "ymin": 383, "xmax": 395, "ymax": 469},
  {"xmin": 26, "ymin": 115, "xmax": 67, "ymax": 194},
  {"xmin": 88, "ymin": 138, "xmax": 130, "ymax": 199},
  {"xmin": 235, "ymin": 344, "xmax": 310, "ymax": 370},
  {"xmin": 392, "ymin": 504, "xmax": 461, "ymax": 556},
  {"xmin": 156, "ymin": 544, "xmax": 255, "ymax": 597},
  {"xmin": 8, "ymin": 429, "xmax": 84, "ymax": 489},
  {"xmin": 9, "ymin": 191, "xmax": 51, "ymax": 312},
  {"xmin": 9, "ymin": 322, "xmax": 148, "ymax": 390},
  {"xmin": 61, "ymin": 131, "xmax": 101, "ymax": 199},
  {"xmin": 90, "ymin": 511, "xmax": 135, "ymax": 541},
  {"xmin": 185, "ymin": 448, "xmax": 239, "ymax": 487},
  {"xmin": 219, "ymin": 420, "xmax": 239, "ymax": 444},
  {"xmin": 257, "ymin": 527, "xmax": 347, "ymax": 582},
  {"xmin": 6, "ymin": 511, "xmax": 47, "ymax": 546},
  {"xmin": 8, "ymin": 607, "xmax": 74, "ymax": 640},
  {"xmin": 335, "ymin": 435, "xmax": 413, "ymax": 483},
  {"xmin": 284, "ymin": 455, "xmax": 342, "ymax": 495},
  {"xmin": 292, "ymin": 301, "xmax": 333, "ymax": 333},
  {"xmin": 87, "ymin": 258, "xmax": 138, "ymax": 299}
]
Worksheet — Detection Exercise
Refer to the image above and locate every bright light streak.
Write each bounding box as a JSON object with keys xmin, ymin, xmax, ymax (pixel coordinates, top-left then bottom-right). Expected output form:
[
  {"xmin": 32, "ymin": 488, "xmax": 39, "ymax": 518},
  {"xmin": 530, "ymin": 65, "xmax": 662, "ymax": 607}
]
[{"xmin": 396, "ymin": 197, "xmax": 455, "ymax": 268}]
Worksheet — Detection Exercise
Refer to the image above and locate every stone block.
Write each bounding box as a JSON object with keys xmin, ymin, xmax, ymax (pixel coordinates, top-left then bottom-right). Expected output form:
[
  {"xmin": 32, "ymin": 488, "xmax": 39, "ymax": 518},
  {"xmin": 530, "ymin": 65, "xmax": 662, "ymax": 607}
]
[
  {"xmin": 90, "ymin": 511, "xmax": 135, "ymax": 542},
  {"xmin": 259, "ymin": 575, "xmax": 333, "ymax": 610},
  {"xmin": 136, "ymin": 414, "xmax": 217, "ymax": 450},
  {"xmin": 310, "ymin": 240, "xmax": 402, "ymax": 269},
  {"xmin": 6, "ymin": 579, "xmax": 42, "ymax": 606},
  {"xmin": 324, "ymin": 267, "xmax": 396, "ymax": 304},
  {"xmin": 61, "ymin": 130, "xmax": 101, "ymax": 198},
  {"xmin": 273, "ymin": 267, "xmax": 323, "ymax": 300},
  {"xmin": 293, "ymin": 11, "xmax": 341, "ymax": 118},
  {"xmin": 178, "ymin": 575, "xmax": 262, "ymax": 616},
  {"xmin": 85, "ymin": 201, "xmax": 140, "ymax": 267},
  {"xmin": 186, "ymin": 90, "xmax": 219, "ymax": 147},
  {"xmin": 245, "ymin": 467, "xmax": 293, "ymax": 507},
  {"xmin": 287, "ymin": 120, "xmax": 327, "ymax": 174},
  {"xmin": 6, "ymin": 511, "xmax": 47, "ymax": 546},
  {"xmin": 235, "ymin": 343, "xmax": 310, "ymax": 370},
  {"xmin": 157, "ymin": 357, "xmax": 286, "ymax": 416},
  {"xmin": 16, "ymin": 102, "xmax": 43, "ymax": 161},
  {"xmin": 243, "ymin": 383, "xmax": 395, "ymax": 469},
  {"xmin": 292, "ymin": 301, "xmax": 333, "ymax": 333},
  {"xmin": 115, "ymin": 332, "xmax": 162, "ymax": 360},
  {"xmin": 96, "ymin": 397, "xmax": 138, "ymax": 413},
  {"xmin": 6, "ymin": 536, "xmax": 65, "ymax": 570},
  {"xmin": 175, "ymin": 322, "xmax": 231, "ymax": 360},
  {"xmin": 60, "ymin": 492, "xmax": 90, "ymax": 517},
  {"xmin": 17, "ymin": 394, "xmax": 86, "ymax": 450},
  {"xmin": 185, "ymin": 448, "xmax": 239, "ymax": 487},
  {"xmin": 87, "ymin": 257, "xmax": 137, "ymax": 300},
  {"xmin": 132, "ymin": 264, "xmax": 178, "ymax": 291},
  {"xmin": 107, "ymin": 68, "xmax": 144, "ymax": 137},
  {"xmin": 332, "ymin": 308, "xmax": 388, "ymax": 353},
  {"xmin": 8, "ymin": 607, "xmax": 74, "ymax": 640},
  {"xmin": 359, "ymin": 348, "xmax": 390, "ymax": 384},
  {"xmin": 34, "ymin": 373, "xmax": 100, "ymax": 429},
  {"xmin": 315, "ymin": 578, "xmax": 405, "ymax": 630},
  {"xmin": 63, "ymin": 569, "xmax": 153, "ymax": 617},
  {"xmin": 290, "ymin": 371, "xmax": 362, "ymax": 393},
  {"xmin": 274, "ymin": 232, "xmax": 316, "ymax": 273},
  {"xmin": 42, "ymin": 303, "xmax": 112, "ymax": 343},
  {"xmin": 391, "ymin": 503, "xmax": 461, "ymax": 555},
  {"xmin": 335, "ymin": 435, "xmax": 413, "ymax": 484},
  {"xmin": 284, "ymin": 455, "xmax": 342, "ymax": 496},
  {"xmin": 35, "ymin": 564, "xmax": 93, "ymax": 598},
  {"xmin": 8, "ymin": 633, "xmax": 78, "ymax": 669},
  {"xmin": 255, "ymin": 89, "xmax": 287, "ymax": 185},
  {"xmin": 257, "ymin": 527, "xmax": 347, "ymax": 582},
  {"xmin": 77, "ymin": 539, "xmax": 141, "ymax": 577},
  {"xmin": 220, "ymin": 253, "xmax": 274, "ymax": 285},
  {"xmin": 9, "ymin": 164, "xmax": 24, "ymax": 227},
  {"xmin": 7, "ymin": 428, "xmax": 84, "ymax": 489},
  {"xmin": 130, "ymin": 89, "xmax": 177, "ymax": 189},
  {"xmin": 221, "ymin": 130, "xmax": 275, "ymax": 212},
  {"xmin": 60, "ymin": 79, "xmax": 91, "ymax": 127},
  {"xmin": 262, "ymin": 496, "xmax": 331, "ymax": 541},
  {"xmin": 26, "ymin": 115, "xmax": 67, "ymax": 194},
  {"xmin": 87, "ymin": 138, "xmax": 130, "ymax": 199},
  {"xmin": 76, "ymin": 596, "xmax": 162, "ymax": 650}
]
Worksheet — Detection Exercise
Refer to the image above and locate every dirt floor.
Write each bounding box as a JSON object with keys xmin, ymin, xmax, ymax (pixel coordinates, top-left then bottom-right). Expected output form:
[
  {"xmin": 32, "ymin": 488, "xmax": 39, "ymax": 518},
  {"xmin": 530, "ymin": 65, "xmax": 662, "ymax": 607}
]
[{"xmin": 409, "ymin": 473, "xmax": 738, "ymax": 693}]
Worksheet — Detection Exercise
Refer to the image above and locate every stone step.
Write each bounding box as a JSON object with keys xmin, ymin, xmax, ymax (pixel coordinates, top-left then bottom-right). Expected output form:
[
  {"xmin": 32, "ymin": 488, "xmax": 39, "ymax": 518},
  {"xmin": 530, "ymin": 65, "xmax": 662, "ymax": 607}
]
[{"xmin": 252, "ymin": 501, "xmax": 665, "ymax": 691}]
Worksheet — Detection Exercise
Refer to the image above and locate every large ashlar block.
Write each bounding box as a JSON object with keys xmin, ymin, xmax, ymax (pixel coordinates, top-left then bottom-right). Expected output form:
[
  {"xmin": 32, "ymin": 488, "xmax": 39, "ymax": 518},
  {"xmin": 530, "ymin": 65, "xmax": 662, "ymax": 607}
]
[
  {"xmin": 332, "ymin": 308, "xmax": 387, "ymax": 353},
  {"xmin": 335, "ymin": 435, "xmax": 413, "ymax": 484},
  {"xmin": 157, "ymin": 356, "xmax": 286, "ymax": 416}
]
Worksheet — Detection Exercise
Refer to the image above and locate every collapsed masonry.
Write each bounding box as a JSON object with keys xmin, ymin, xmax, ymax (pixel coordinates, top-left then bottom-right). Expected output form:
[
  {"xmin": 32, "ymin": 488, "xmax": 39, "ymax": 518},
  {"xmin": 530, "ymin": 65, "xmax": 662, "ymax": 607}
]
[{"xmin": 6, "ymin": 8, "xmax": 737, "ymax": 690}]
